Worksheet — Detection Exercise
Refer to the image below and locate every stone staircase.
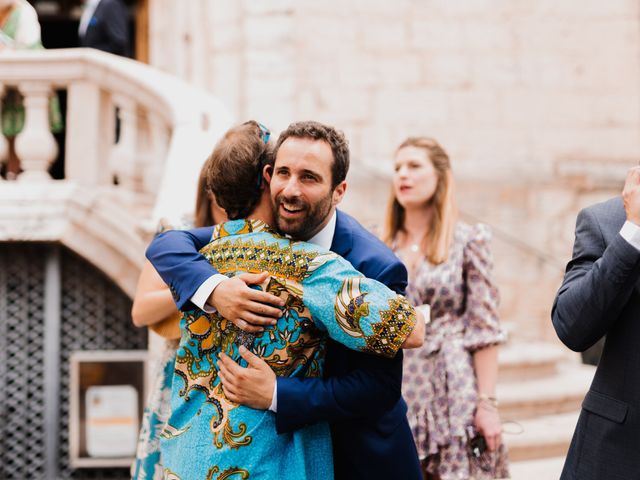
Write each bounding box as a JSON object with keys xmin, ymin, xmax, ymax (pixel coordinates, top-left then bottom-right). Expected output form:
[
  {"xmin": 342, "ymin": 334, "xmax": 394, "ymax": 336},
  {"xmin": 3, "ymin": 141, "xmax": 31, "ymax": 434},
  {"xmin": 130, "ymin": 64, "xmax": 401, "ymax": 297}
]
[{"xmin": 497, "ymin": 341, "xmax": 595, "ymax": 479}]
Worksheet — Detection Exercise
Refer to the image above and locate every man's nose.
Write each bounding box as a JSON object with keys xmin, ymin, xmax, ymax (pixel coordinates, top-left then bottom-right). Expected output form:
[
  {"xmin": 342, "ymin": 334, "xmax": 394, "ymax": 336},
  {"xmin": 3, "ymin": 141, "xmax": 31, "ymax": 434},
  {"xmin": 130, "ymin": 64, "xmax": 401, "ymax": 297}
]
[{"xmin": 282, "ymin": 177, "xmax": 301, "ymax": 197}]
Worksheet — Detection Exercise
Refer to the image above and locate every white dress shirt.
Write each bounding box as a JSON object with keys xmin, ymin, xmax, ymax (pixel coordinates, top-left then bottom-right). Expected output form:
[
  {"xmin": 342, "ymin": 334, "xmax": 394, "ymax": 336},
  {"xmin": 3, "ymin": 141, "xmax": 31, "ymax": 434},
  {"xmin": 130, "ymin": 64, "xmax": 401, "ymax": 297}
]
[
  {"xmin": 78, "ymin": 0, "xmax": 101, "ymax": 38},
  {"xmin": 620, "ymin": 220, "xmax": 640, "ymax": 251}
]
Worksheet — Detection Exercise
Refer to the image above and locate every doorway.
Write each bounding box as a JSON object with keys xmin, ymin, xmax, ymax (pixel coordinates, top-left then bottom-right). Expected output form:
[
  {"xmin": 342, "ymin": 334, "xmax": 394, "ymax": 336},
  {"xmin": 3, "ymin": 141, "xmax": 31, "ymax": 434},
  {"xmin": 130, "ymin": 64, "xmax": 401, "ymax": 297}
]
[{"xmin": 29, "ymin": 0, "xmax": 147, "ymax": 60}]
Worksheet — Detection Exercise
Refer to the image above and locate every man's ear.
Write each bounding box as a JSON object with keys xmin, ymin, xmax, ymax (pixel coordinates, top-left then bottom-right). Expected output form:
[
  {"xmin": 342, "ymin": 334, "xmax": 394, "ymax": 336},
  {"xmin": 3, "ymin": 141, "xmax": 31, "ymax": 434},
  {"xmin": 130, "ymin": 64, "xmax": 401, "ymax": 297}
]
[
  {"xmin": 263, "ymin": 164, "xmax": 273, "ymax": 183},
  {"xmin": 332, "ymin": 181, "xmax": 347, "ymax": 206}
]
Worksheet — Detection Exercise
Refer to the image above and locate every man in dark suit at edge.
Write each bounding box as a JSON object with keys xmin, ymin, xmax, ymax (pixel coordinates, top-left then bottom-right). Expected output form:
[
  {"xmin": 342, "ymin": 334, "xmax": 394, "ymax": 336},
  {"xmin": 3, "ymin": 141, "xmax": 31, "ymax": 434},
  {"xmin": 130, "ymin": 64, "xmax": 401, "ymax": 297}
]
[
  {"xmin": 552, "ymin": 167, "xmax": 640, "ymax": 479},
  {"xmin": 146, "ymin": 121, "xmax": 424, "ymax": 479},
  {"xmin": 78, "ymin": 0, "xmax": 129, "ymax": 57}
]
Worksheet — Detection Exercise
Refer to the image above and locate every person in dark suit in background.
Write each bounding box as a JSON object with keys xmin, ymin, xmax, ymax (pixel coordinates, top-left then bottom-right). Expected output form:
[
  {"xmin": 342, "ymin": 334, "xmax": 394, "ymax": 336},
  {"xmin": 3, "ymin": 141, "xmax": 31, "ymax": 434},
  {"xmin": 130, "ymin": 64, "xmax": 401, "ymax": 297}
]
[
  {"xmin": 552, "ymin": 166, "xmax": 640, "ymax": 479},
  {"xmin": 146, "ymin": 121, "xmax": 424, "ymax": 479},
  {"xmin": 78, "ymin": 0, "xmax": 129, "ymax": 57}
]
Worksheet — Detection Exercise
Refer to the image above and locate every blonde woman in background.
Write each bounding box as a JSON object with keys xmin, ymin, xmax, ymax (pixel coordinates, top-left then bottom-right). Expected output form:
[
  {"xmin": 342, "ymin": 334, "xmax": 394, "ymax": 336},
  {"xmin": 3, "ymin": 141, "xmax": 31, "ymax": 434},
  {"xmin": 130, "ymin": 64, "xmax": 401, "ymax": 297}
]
[
  {"xmin": 384, "ymin": 137, "xmax": 509, "ymax": 480},
  {"xmin": 130, "ymin": 166, "xmax": 226, "ymax": 480}
]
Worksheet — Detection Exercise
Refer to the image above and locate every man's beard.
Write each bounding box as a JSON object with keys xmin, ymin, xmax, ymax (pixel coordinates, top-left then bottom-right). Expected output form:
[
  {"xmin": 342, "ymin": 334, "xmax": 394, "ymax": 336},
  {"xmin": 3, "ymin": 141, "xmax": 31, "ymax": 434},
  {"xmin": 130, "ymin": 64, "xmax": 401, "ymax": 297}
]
[{"xmin": 273, "ymin": 191, "xmax": 333, "ymax": 240}]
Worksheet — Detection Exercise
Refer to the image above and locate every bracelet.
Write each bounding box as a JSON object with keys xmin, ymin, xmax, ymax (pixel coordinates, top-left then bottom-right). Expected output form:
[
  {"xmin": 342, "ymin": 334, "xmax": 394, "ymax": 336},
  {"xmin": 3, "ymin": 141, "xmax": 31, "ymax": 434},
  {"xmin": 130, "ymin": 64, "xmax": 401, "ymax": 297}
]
[{"xmin": 477, "ymin": 393, "xmax": 499, "ymax": 409}]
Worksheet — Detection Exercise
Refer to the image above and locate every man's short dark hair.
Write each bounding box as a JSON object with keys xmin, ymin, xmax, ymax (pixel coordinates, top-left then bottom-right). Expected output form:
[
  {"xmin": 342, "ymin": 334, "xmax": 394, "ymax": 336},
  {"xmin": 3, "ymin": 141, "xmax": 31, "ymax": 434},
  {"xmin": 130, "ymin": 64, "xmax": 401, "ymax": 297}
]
[
  {"xmin": 206, "ymin": 121, "xmax": 272, "ymax": 220},
  {"xmin": 273, "ymin": 121, "xmax": 350, "ymax": 189}
]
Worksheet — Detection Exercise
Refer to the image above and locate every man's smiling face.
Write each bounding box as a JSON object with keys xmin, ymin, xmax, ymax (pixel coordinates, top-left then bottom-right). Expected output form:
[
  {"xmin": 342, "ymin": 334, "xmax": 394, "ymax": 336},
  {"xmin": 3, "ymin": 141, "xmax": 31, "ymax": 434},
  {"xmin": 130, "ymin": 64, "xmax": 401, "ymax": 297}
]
[{"xmin": 265, "ymin": 137, "xmax": 345, "ymax": 240}]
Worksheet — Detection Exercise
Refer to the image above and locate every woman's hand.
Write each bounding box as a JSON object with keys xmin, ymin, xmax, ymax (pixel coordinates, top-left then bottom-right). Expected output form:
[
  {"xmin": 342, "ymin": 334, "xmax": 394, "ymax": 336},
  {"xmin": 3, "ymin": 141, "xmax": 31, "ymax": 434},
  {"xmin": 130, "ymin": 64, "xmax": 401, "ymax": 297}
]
[{"xmin": 473, "ymin": 402, "xmax": 502, "ymax": 451}]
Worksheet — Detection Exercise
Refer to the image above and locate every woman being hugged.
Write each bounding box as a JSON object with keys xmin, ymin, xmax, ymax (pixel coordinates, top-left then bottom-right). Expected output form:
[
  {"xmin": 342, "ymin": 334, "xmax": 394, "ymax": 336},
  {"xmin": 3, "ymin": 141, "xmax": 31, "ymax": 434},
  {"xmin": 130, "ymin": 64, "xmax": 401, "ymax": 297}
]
[
  {"xmin": 130, "ymin": 166, "xmax": 226, "ymax": 480},
  {"xmin": 384, "ymin": 137, "xmax": 509, "ymax": 480}
]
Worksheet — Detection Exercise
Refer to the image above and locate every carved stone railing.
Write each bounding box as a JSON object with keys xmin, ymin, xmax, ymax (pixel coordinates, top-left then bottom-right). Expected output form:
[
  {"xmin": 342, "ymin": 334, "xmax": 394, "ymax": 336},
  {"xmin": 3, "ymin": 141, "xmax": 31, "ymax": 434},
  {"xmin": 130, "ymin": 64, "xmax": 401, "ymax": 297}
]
[
  {"xmin": 0, "ymin": 48, "xmax": 233, "ymax": 222},
  {"xmin": 0, "ymin": 49, "xmax": 233, "ymax": 295}
]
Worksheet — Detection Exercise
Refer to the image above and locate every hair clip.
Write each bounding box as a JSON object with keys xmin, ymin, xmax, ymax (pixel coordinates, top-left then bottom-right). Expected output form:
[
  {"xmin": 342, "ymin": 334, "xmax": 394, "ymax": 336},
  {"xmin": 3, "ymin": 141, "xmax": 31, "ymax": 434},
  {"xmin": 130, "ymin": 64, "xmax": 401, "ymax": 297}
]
[{"xmin": 258, "ymin": 122, "xmax": 270, "ymax": 144}]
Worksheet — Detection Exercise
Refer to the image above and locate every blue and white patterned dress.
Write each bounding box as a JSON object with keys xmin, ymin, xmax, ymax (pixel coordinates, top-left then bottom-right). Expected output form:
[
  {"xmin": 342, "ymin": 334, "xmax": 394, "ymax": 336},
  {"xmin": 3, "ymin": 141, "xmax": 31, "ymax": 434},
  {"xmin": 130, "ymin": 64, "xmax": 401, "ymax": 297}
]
[
  {"xmin": 131, "ymin": 340, "xmax": 177, "ymax": 480},
  {"xmin": 160, "ymin": 219, "xmax": 417, "ymax": 480},
  {"xmin": 131, "ymin": 217, "xmax": 195, "ymax": 480}
]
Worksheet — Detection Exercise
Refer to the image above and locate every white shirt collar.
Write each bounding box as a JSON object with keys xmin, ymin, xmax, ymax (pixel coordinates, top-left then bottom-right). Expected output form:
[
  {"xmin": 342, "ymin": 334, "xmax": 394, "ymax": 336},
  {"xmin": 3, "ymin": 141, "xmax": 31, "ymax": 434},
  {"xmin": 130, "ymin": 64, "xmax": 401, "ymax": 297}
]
[
  {"xmin": 307, "ymin": 211, "xmax": 337, "ymax": 250},
  {"xmin": 78, "ymin": 0, "xmax": 101, "ymax": 37}
]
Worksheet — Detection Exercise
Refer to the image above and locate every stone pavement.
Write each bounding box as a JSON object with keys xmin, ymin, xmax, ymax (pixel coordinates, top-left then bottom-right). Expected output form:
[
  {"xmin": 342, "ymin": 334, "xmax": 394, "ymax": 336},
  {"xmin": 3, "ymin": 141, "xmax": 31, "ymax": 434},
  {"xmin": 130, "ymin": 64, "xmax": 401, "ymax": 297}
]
[
  {"xmin": 509, "ymin": 456, "xmax": 565, "ymax": 479},
  {"xmin": 497, "ymin": 340, "xmax": 593, "ymax": 479}
]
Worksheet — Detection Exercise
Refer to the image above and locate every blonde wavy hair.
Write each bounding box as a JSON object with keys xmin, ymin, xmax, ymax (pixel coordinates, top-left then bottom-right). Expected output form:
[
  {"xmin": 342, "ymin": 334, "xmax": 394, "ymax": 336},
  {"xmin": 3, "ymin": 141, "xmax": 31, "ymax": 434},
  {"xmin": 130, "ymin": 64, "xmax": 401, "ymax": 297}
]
[{"xmin": 383, "ymin": 137, "xmax": 458, "ymax": 265}]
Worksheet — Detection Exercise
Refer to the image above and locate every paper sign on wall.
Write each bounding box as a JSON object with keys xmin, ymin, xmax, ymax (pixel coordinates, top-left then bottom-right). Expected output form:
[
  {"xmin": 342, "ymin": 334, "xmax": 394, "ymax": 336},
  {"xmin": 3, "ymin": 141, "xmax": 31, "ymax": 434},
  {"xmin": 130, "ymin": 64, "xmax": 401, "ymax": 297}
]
[{"xmin": 85, "ymin": 385, "xmax": 138, "ymax": 458}]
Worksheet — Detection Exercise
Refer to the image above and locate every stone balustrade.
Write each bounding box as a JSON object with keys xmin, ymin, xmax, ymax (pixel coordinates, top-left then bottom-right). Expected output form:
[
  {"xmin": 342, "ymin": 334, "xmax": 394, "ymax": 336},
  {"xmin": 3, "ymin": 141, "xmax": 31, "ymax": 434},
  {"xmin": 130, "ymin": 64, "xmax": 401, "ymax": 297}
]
[
  {"xmin": 0, "ymin": 48, "xmax": 233, "ymax": 223},
  {"xmin": 0, "ymin": 49, "xmax": 233, "ymax": 296}
]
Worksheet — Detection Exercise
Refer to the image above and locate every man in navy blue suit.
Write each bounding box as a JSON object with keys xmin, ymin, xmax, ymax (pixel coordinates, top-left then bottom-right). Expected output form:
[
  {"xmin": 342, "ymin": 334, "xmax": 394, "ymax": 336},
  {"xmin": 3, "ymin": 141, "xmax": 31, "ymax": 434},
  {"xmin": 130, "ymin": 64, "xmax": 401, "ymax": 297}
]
[{"xmin": 147, "ymin": 121, "xmax": 423, "ymax": 479}]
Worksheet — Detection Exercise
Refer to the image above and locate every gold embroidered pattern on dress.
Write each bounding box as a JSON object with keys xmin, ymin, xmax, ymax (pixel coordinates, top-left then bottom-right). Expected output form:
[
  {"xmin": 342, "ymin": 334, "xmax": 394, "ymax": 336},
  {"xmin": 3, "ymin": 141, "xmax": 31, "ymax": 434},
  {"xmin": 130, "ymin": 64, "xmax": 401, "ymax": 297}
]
[
  {"xmin": 206, "ymin": 466, "xmax": 250, "ymax": 480},
  {"xmin": 334, "ymin": 277, "xmax": 370, "ymax": 338},
  {"xmin": 200, "ymin": 238, "xmax": 335, "ymax": 283},
  {"xmin": 364, "ymin": 296, "xmax": 417, "ymax": 358}
]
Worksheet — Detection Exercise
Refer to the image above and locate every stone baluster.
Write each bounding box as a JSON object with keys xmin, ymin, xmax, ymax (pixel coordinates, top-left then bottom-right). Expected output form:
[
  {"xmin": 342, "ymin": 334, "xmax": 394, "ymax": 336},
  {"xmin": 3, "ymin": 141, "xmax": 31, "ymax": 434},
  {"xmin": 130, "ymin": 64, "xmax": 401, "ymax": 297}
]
[
  {"xmin": 141, "ymin": 114, "xmax": 170, "ymax": 194},
  {"xmin": 65, "ymin": 81, "xmax": 113, "ymax": 185},
  {"xmin": 0, "ymin": 84, "xmax": 7, "ymax": 179},
  {"xmin": 109, "ymin": 94, "xmax": 138, "ymax": 190},
  {"xmin": 14, "ymin": 82, "xmax": 58, "ymax": 181}
]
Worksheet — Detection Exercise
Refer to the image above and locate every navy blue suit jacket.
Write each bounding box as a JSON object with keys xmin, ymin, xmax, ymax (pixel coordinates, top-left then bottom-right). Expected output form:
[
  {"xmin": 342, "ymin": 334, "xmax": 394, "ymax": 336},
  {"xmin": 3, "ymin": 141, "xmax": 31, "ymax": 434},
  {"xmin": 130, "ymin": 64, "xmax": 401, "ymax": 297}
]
[{"xmin": 146, "ymin": 210, "xmax": 421, "ymax": 479}]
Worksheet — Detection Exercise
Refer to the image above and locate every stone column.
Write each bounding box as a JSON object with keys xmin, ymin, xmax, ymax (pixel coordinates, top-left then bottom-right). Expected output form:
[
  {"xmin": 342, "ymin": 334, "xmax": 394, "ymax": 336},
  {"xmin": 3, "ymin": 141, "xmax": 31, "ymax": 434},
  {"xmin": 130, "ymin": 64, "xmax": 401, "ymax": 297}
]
[
  {"xmin": 14, "ymin": 82, "xmax": 58, "ymax": 181},
  {"xmin": 141, "ymin": 115, "xmax": 169, "ymax": 194},
  {"xmin": 109, "ymin": 94, "xmax": 138, "ymax": 190},
  {"xmin": 65, "ymin": 81, "xmax": 112, "ymax": 185}
]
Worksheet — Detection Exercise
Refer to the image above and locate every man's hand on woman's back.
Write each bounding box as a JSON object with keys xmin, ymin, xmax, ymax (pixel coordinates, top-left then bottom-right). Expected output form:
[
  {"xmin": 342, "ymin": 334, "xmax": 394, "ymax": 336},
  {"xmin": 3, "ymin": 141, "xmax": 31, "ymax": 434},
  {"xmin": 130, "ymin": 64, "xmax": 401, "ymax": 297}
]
[{"xmin": 208, "ymin": 272, "xmax": 285, "ymax": 333}]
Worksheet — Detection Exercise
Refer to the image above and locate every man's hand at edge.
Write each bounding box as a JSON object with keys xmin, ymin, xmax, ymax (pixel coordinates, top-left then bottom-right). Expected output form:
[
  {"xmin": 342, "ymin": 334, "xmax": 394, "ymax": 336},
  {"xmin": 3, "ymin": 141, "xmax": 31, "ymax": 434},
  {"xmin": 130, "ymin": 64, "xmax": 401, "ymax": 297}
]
[
  {"xmin": 401, "ymin": 304, "xmax": 427, "ymax": 349},
  {"xmin": 623, "ymin": 166, "xmax": 640, "ymax": 225},
  {"xmin": 209, "ymin": 272, "xmax": 285, "ymax": 333},
  {"xmin": 218, "ymin": 346, "xmax": 275, "ymax": 410}
]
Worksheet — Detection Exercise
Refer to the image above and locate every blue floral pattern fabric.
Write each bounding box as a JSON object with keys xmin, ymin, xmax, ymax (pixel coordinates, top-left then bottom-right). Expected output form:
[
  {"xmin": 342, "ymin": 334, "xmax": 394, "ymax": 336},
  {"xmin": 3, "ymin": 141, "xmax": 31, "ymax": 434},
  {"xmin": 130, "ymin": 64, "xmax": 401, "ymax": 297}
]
[
  {"xmin": 131, "ymin": 341, "xmax": 177, "ymax": 480},
  {"xmin": 160, "ymin": 219, "xmax": 417, "ymax": 480}
]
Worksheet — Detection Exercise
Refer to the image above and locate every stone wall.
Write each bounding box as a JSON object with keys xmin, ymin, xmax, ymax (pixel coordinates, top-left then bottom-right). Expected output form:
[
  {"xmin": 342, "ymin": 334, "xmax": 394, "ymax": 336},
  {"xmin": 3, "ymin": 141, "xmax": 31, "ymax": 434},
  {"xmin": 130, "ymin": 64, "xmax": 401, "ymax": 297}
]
[
  {"xmin": 151, "ymin": 0, "xmax": 640, "ymax": 177},
  {"xmin": 146, "ymin": 0, "xmax": 640, "ymax": 340}
]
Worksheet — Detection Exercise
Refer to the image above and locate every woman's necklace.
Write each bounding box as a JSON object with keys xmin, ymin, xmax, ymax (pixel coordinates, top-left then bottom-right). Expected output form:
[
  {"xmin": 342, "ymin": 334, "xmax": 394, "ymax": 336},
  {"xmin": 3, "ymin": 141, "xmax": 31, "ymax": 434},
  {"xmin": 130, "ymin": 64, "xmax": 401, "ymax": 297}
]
[
  {"xmin": 398, "ymin": 234, "xmax": 424, "ymax": 279},
  {"xmin": 405, "ymin": 232, "xmax": 424, "ymax": 254}
]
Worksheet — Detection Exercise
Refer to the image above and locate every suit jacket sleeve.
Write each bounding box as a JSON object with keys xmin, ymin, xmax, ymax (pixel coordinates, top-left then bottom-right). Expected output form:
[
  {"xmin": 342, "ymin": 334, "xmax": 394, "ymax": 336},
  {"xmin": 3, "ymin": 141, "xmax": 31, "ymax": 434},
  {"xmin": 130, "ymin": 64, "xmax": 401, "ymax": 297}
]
[
  {"xmin": 145, "ymin": 226, "xmax": 217, "ymax": 310},
  {"xmin": 276, "ymin": 354, "xmax": 402, "ymax": 432},
  {"xmin": 552, "ymin": 208, "xmax": 640, "ymax": 352},
  {"xmin": 276, "ymin": 260, "xmax": 408, "ymax": 433}
]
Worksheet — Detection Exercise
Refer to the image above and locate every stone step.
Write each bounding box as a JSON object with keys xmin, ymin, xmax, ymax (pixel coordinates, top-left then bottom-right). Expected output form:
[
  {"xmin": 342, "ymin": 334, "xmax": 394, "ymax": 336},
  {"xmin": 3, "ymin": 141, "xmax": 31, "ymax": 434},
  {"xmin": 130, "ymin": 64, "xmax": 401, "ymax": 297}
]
[
  {"xmin": 498, "ymin": 341, "xmax": 572, "ymax": 382},
  {"xmin": 504, "ymin": 411, "xmax": 578, "ymax": 461},
  {"xmin": 497, "ymin": 363, "xmax": 594, "ymax": 420},
  {"xmin": 508, "ymin": 456, "xmax": 566, "ymax": 480}
]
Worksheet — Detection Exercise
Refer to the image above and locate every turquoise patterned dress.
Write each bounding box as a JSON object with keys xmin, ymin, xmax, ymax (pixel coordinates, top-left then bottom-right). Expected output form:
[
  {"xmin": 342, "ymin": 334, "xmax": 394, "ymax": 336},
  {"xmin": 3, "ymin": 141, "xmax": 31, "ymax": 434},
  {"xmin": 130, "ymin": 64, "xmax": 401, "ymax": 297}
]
[
  {"xmin": 131, "ymin": 218, "xmax": 195, "ymax": 480},
  {"xmin": 160, "ymin": 219, "xmax": 417, "ymax": 480},
  {"xmin": 131, "ymin": 340, "xmax": 177, "ymax": 480}
]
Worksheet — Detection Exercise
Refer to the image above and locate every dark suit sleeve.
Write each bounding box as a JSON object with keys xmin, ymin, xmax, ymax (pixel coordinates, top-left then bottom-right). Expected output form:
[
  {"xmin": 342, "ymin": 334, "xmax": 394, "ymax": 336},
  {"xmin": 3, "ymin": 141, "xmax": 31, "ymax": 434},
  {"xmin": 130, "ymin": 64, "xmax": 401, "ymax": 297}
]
[
  {"xmin": 145, "ymin": 226, "xmax": 218, "ymax": 310},
  {"xmin": 275, "ymin": 259, "xmax": 408, "ymax": 433},
  {"xmin": 102, "ymin": 0, "xmax": 129, "ymax": 55},
  {"xmin": 552, "ymin": 208, "xmax": 640, "ymax": 352},
  {"xmin": 276, "ymin": 354, "xmax": 402, "ymax": 432}
]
